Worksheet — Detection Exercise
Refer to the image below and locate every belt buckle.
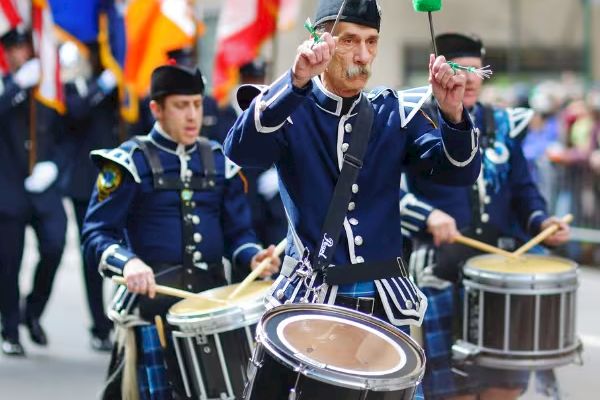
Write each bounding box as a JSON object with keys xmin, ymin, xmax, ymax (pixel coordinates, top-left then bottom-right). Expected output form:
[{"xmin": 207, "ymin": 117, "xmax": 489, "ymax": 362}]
[{"xmin": 357, "ymin": 296, "xmax": 375, "ymax": 315}]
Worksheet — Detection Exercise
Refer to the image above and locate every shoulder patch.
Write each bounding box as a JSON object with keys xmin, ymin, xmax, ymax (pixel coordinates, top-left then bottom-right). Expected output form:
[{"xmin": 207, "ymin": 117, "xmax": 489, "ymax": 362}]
[
  {"xmin": 398, "ymin": 86, "xmax": 432, "ymax": 128},
  {"xmin": 90, "ymin": 142, "xmax": 141, "ymax": 183},
  {"xmin": 96, "ymin": 163, "xmax": 122, "ymax": 202},
  {"xmin": 506, "ymin": 107, "xmax": 534, "ymax": 139}
]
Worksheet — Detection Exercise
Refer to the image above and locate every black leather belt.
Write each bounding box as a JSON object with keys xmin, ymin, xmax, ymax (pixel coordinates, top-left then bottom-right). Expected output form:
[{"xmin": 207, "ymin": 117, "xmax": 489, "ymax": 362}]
[{"xmin": 334, "ymin": 294, "xmax": 381, "ymax": 316}]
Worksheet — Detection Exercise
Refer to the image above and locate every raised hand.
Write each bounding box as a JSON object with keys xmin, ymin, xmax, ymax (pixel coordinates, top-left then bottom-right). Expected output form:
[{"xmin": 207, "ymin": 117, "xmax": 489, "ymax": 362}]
[
  {"xmin": 291, "ymin": 32, "xmax": 336, "ymax": 89},
  {"xmin": 429, "ymin": 54, "xmax": 466, "ymax": 123}
]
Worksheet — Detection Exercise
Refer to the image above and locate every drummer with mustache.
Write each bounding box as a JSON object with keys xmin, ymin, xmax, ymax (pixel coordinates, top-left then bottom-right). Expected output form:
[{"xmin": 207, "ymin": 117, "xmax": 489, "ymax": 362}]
[
  {"xmin": 401, "ymin": 33, "xmax": 570, "ymax": 400},
  {"xmin": 225, "ymin": 0, "xmax": 481, "ymax": 333},
  {"xmin": 81, "ymin": 62, "xmax": 280, "ymax": 400}
]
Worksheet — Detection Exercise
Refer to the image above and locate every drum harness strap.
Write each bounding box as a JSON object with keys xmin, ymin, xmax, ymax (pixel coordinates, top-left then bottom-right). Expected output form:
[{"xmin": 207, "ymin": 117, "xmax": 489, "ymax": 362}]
[
  {"xmin": 133, "ymin": 136, "xmax": 218, "ymax": 273},
  {"xmin": 308, "ymin": 95, "xmax": 409, "ymax": 286}
]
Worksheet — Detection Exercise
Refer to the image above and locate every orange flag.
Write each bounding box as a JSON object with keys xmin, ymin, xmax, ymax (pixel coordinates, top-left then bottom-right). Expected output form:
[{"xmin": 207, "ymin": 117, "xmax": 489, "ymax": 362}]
[{"xmin": 124, "ymin": 0, "xmax": 197, "ymax": 98}]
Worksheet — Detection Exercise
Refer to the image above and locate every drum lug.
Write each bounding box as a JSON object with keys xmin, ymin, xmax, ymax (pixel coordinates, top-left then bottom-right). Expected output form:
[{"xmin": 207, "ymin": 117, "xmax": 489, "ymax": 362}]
[
  {"xmin": 288, "ymin": 388, "xmax": 298, "ymax": 400},
  {"xmin": 250, "ymin": 357, "xmax": 263, "ymax": 368},
  {"xmin": 452, "ymin": 339, "xmax": 480, "ymax": 364}
]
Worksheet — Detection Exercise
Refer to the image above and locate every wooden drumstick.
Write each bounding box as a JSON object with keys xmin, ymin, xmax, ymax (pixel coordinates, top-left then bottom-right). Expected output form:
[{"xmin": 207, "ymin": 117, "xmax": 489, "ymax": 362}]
[
  {"xmin": 154, "ymin": 315, "xmax": 167, "ymax": 349},
  {"xmin": 453, "ymin": 234, "xmax": 519, "ymax": 260},
  {"xmin": 227, "ymin": 238, "xmax": 287, "ymax": 300},
  {"xmin": 111, "ymin": 276, "xmax": 228, "ymax": 304},
  {"xmin": 512, "ymin": 214, "xmax": 573, "ymax": 257}
]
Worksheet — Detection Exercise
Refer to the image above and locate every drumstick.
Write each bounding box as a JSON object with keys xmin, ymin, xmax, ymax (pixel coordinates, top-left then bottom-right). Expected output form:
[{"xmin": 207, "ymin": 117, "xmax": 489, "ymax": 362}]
[
  {"xmin": 227, "ymin": 238, "xmax": 287, "ymax": 300},
  {"xmin": 454, "ymin": 234, "xmax": 519, "ymax": 259},
  {"xmin": 154, "ymin": 315, "xmax": 167, "ymax": 349},
  {"xmin": 111, "ymin": 276, "xmax": 228, "ymax": 304},
  {"xmin": 512, "ymin": 214, "xmax": 573, "ymax": 257}
]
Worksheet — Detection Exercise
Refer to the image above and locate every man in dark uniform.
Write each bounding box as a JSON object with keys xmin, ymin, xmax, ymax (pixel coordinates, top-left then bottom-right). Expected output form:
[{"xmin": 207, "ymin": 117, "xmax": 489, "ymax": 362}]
[
  {"xmin": 82, "ymin": 62, "xmax": 280, "ymax": 399},
  {"xmin": 401, "ymin": 33, "xmax": 570, "ymax": 400},
  {"xmin": 0, "ymin": 28, "xmax": 67, "ymax": 356},
  {"xmin": 59, "ymin": 42, "xmax": 119, "ymax": 351},
  {"xmin": 225, "ymin": 0, "xmax": 481, "ymax": 328}
]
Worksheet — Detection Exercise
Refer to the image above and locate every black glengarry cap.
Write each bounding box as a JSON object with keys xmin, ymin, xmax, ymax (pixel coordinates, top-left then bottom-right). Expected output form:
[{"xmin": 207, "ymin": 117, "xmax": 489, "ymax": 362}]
[
  {"xmin": 435, "ymin": 33, "xmax": 486, "ymax": 60},
  {"xmin": 150, "ymin": 62, "xmax": 205, "ymax": 100},
  {"xmin": 314, "ymin": 0, "xmax": 382, "ymax": 32}
]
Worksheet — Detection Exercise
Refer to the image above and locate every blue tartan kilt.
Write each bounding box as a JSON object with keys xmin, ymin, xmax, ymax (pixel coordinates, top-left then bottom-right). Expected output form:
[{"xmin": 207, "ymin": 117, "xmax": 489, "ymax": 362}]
[{"xmin": 137, "ymin": 325, "xmax": 173, "ymax": 400}]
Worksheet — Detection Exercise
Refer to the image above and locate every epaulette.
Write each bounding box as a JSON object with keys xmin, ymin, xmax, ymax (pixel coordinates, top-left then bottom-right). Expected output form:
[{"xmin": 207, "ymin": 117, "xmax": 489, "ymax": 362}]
[
  {"xmin": 367, "ymin": 86, "xmax": 397, "ymax": 100},
  {"xmin": 506, "ymin": 107, "xmax": 534, "ymax": 139},
  {"xmin": 398, "ymin": 86, "xmax": 432, "ymax": 128},
  {"xmin": 208, "ymin": 140, "xmax": 241, "ymax": 179},
  {"xmin": 90, "ymin": 140, "xmax": 141, "ymax": 183},
  {"xmin": 235, "ymin": 84, "xmax": 268, "ymax": 112}
]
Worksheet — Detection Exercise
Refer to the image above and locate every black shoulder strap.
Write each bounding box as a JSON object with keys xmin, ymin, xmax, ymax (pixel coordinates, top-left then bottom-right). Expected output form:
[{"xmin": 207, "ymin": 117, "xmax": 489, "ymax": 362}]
[
  {"xmin": 313, "ymin": 95, "xmax": 374, "ymax": 272},
  {"xmin": 482, "ymin": 103, "xmax": 496, "ymax": 146},
  {"xmin": 196, "ymin": 137, "xmax": 217, "ymax": 186},
  {"xmin": 132, "ymin": 136, "xmax": 167, "ymax": 188},
  {"xmin": 133, "ymin": 136, "xmax": 217, "ymax": 190}
]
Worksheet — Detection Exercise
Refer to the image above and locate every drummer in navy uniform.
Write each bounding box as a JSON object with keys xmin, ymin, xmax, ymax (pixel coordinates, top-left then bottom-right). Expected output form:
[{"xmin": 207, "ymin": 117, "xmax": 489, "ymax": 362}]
[
  {"xmin": 0, "ymin": 28, "xmax": 67, "ymax": 356},
  {"xmin": 82, "ymin": 62, "xmax": 280, "ymax": 399},
  {"xmin": 225, "ymin": 0, "xmax": 481, "ymax": 333},
  {"xmin": 400, "ymin": 33, "xmax": 570, "ymax": 400}
]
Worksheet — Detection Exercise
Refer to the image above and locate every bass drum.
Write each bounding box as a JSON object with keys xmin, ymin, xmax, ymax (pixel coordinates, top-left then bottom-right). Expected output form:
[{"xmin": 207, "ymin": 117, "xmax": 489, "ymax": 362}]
[{"xmin": 245, "ymin": 303, "xmax": 424, "ymax": 400}]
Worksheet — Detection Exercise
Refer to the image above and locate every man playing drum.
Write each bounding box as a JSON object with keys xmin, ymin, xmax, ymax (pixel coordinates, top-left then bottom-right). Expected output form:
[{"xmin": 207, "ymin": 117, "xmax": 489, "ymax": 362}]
[
  {"xmin": 225, "ymin": 0, "xmax": 481, "ymax": 332},
  {"xmin": 82, "ymin": 62, "xmax": 280, "ymax": 399},
  {"xmin": 401, "ymin": 33, "xmax": 570, "ymax": 400}
]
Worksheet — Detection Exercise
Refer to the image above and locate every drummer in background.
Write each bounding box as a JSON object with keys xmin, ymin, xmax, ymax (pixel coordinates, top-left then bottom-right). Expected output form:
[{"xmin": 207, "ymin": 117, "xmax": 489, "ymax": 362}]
[
  {"xmin": 81, "ymin": 62, "xmax": 280, "ymax": 399},
  {"xmin": 401, "ymin": 33, "xmax": 570, "ymax": 400}
]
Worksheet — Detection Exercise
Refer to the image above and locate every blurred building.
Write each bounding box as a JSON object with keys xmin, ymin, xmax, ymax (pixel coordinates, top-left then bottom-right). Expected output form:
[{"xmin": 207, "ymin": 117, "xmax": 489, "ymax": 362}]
[{"xmin": 197, "ymin": 0, "xmax": 599, "ymax": 91}]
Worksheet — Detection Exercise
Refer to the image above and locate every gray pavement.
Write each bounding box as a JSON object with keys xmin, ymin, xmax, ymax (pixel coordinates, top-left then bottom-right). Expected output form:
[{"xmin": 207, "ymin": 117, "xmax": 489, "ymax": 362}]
[{"xmin": 0, "ymin": 202, "xmax": 599, "ymax": 399}]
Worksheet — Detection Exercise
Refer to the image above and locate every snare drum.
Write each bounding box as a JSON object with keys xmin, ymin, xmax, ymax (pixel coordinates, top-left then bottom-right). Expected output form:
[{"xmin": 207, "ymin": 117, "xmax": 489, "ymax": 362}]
[
  {"xmin": 245, "ymin": 304, "xmax": 425, "ymax": 400},
  {"xmin": 167, "ymin": 280, "xmax": 271, "ymax": 400},
  {"xmin": 456, "ymin": 254, "xmax": 582, "ymax": 370}
]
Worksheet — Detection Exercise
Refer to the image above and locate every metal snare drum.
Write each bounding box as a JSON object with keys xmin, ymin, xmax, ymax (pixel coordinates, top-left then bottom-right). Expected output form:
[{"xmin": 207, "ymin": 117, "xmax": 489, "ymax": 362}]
[
  {"xmin": 244, "ymin": 303, "xmax": 425, "ymax": 399},
  {"xmin": 455, "ymin": 254, "xmax": 582, "ymax": 370},
  {"xmin": 167, "ymin": 280, "xmax": 271, "ymax": 400}
]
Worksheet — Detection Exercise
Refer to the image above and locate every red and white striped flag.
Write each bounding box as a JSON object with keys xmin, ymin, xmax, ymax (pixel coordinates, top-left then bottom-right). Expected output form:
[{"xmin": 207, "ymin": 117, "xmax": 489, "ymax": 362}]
[
  {"xmin": 32, "ymin": 0, "xmax": 64, "ymax": 113},
  {"xmin": 0, "ymin": 0, "xmax": 22, "ymax": 35},
  {"xmin": 0, "ymin": 0, "xmax": 23, "ymax": 76},
  {"xmin": 213, "ymin": 0, "xmax": 280, "ymax": 105}
]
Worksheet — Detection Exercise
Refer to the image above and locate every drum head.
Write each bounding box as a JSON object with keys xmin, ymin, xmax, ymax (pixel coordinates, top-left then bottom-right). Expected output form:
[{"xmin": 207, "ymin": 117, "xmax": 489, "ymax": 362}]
[
  {"xmin": 169, "ymin": 280, "xmax": 272, "ymax": 317},
  {"xmin": 464, "ymin": 254, "xmax": 577, "ymax": 286},
  {"xmin": 257, "ymin": 304, "xmax": 424, "ymax": 391}
]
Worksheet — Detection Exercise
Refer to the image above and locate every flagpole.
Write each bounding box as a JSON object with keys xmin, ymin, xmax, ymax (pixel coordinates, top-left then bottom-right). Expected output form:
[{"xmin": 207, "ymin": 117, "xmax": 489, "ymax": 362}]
[{"xmin": 29, "ymin": 90, "xmax": 37, "ymax": 173}]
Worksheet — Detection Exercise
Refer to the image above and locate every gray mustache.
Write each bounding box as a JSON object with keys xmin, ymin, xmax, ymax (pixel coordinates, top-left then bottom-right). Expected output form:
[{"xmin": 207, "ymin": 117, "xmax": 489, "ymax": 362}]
[{"xmin": 346, "ymin": 64, "xmax": 371, "ymax": 79}]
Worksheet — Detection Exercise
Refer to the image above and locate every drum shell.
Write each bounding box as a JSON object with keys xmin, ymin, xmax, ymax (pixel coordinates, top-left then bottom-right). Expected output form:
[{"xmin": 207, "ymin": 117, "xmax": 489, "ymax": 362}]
[
  {"xmin": 171, "ymin": 325, "xmax": 256, "ymax": 399},
  {"xmin": 245, "ymin": 342, "xmax": 417, "ymax": 400},
  {"xmin": 244, "ymin": 304, "xmax": 425, "ymax": 399},
  {"xmin": 461, "ymin": 254, "xmax": 581, "ymax": 370}
]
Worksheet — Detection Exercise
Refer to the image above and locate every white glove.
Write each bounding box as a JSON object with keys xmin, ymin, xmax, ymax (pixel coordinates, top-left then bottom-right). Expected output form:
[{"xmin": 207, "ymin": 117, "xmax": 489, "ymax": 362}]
[
  {"xmin": 14, "ymin": 58, "xmax": 41, "ymax": 89},
  {"xmin": 97, "ymin": 69, "xmax": 117, "ymax": 93},
  {"xmin": 257, "ymin": 168, "xmax": 279, "ymax": 200},
  {"xmin": 24, "ymin": 161, "xmax": 58, "ymax": 193}
]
